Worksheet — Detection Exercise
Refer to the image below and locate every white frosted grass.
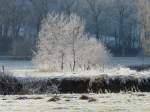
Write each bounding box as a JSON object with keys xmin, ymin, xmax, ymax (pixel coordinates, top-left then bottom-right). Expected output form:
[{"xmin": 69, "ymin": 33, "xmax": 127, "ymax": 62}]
[
  {"xmin": 1, "ymin": 93, "xmax": 150, "ymax": 112},
  {"xmin": 0, "ymin": 57, "xmax": 150, "ymax": 78},
  {"xmin": 8, "ymin": 66, "xmax": 150, "ymax": 78}
]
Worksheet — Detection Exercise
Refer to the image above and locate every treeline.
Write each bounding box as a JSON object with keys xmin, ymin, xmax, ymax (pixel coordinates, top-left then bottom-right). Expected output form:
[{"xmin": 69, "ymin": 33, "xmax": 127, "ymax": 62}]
[
  {"xmin": 0, "ymin": 0, "xmax": 149, "ymax": 57},
  {"xmin": 0, "ymin": 0, "xmax": 49, "ymax": 57}
]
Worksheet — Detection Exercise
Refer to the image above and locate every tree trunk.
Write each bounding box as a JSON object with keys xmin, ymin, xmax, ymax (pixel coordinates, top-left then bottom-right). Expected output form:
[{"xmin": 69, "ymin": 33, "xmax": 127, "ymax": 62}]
[
  {"xmin": 118, "ymin": 14, "xmax": 125, "ymax": 56},
  {"xmin": 72, "ymin": 46, "xmax": 76, "ymax": 71},
  {"xmin": 0, "ymin": 24, "xmax": 2, "ymax": 38},
  {"xmin": 61, "ymin": 52, "xmax": 64, "ymax": 70},
  {"xmin": 3, "ymin": 25, "xmax": 9, "ymax": 38}
]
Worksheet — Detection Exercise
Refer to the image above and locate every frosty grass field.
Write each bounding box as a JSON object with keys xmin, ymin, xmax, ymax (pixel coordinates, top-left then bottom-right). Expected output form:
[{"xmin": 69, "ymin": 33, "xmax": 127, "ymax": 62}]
[
  {"xmin": 1, "ymin": 93, "xmax": 150, "ymax": 112},
  {"xmin": 1, "ymin": 57, "xmax": 150, "ymax": 112},
  {"xmin": 1, "ymin": 57, "xmax": 150, "ymax": 77}
]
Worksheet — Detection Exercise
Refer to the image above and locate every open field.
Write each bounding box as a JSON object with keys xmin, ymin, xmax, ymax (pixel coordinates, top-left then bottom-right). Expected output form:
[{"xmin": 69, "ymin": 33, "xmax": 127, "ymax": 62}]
[
  {"xmin": 1, "ymin": 93, "xmax": 150, "ymax": 112},
  {"xmin": 1, "ymin": 57, "xmax": 150, "ymax": 112}
]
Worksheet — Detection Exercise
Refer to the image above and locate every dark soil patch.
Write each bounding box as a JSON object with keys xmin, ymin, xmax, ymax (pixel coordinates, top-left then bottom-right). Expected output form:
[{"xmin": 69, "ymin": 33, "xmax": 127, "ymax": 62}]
[
  {"xmin": 16, "ymin": 96, "xmax": 43, "ymax": 100},
  {"xmin": 88, "ymin": 98, "xmax": 97, "ymax": 102},
  {"xmin": 79, "ymin": 95, "xmax": 89, "ymax": 100},
  {"xmin": 48, "ymin": 96, "xmax": 60, "ymax": 102}
]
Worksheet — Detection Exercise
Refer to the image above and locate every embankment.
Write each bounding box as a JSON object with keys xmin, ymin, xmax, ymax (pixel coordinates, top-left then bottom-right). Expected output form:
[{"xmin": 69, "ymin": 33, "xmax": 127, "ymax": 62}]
[{"xmin": 1, "ymin": 71, "xmax": 150, "ymax": 95}]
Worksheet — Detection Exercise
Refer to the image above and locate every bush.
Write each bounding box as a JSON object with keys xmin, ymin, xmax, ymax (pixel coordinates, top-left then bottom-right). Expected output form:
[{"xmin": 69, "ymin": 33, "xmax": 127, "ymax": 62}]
[{"xmin": 0, "ymin": 71, "xmax": 22, "ymax": 95}]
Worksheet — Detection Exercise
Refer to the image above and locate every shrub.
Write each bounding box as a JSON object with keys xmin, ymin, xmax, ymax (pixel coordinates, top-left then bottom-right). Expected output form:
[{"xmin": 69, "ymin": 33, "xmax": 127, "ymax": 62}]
[{"xmin": 0, "ymin": 71, "xmax": 22, "ymax": 95}]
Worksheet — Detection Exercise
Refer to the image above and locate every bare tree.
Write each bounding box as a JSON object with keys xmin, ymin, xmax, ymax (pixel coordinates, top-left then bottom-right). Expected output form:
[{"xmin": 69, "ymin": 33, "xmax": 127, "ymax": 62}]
[
  {"xmin": 113, "ymin": 0, "xmax": 137, "ymax": 56},
  {"xmin": 58, "ymin": 0, "xmax": 77, "ymax": 15},
  {"xmin": 30, "ymin": 0, "xmax": 50, "ymax": 33},
  {"xmin": 85, "ymin": 0, "xmax": 105, "ymax": 40},
  {"xmin": 137, "ymin": 0, "xmax": 150, "ymax": 56},
  {"xmin": 0, "ymin": 0, "xmax": 144, "ymax": 57}
]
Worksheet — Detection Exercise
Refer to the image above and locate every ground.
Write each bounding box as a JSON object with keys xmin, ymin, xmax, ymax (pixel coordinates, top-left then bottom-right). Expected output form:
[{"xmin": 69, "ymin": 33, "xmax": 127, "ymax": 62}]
[
  {"xmin": 1, "ymin": 93, "xmax": 150, "ymax": 112},
  {"xmin": 1, "ymin": 57, "xmax": 150, "ymax": 112}
]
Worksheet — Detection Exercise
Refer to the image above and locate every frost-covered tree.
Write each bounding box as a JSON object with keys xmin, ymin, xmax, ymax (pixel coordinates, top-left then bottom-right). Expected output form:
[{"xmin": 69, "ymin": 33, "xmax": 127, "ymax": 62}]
[
  {"xmin": 32, "ymin": 13, "xmax": 66, "ymax": 71},
  {"xmin": 64, "ymin": 15, "xmax": 87, "ymax": 71},
  {"xmin": 78, "ymin": 37, "xmax": 110, "ymax": 70},
  {"xmin": 33, "ymin": 13, "xmax": 110, "ymax": 72}
]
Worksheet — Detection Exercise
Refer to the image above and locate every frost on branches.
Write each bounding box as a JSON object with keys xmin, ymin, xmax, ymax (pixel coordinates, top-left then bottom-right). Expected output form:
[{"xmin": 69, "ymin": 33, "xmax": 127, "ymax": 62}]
[{"xmin": 33, "ymin": 13, "xmax": 110, "ymax": 72}]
